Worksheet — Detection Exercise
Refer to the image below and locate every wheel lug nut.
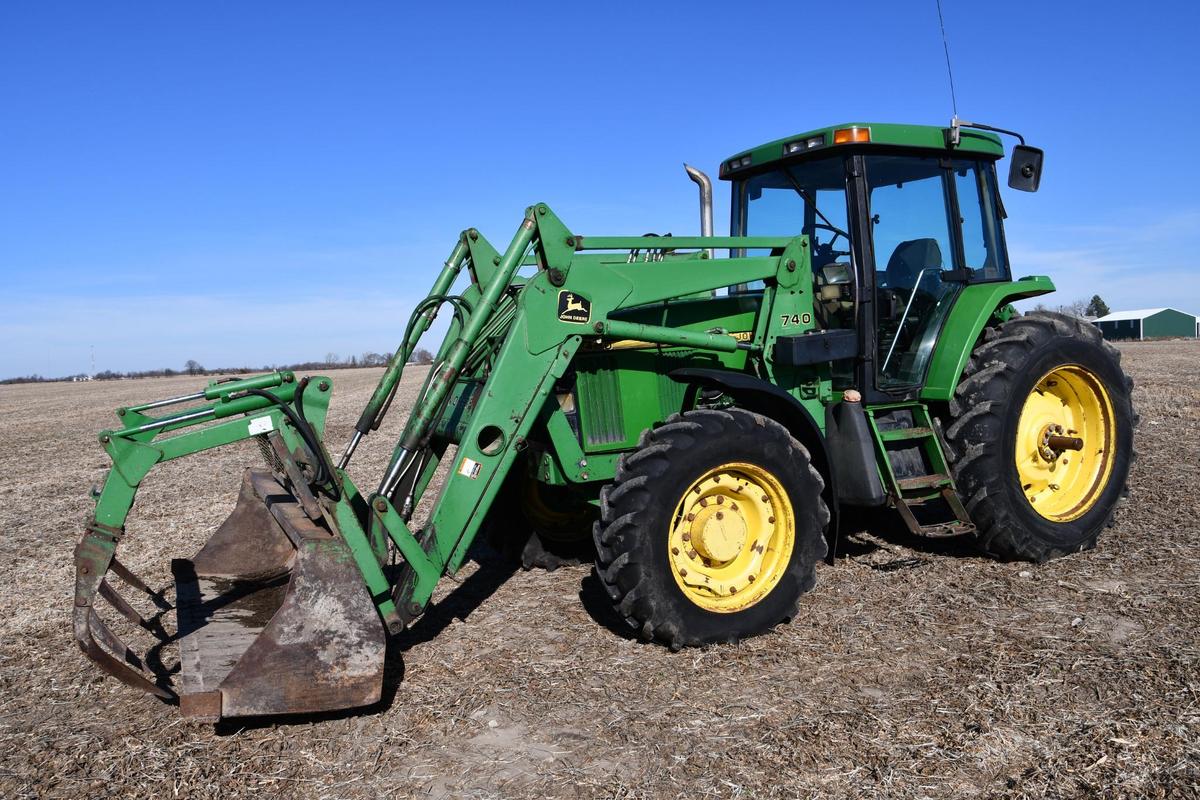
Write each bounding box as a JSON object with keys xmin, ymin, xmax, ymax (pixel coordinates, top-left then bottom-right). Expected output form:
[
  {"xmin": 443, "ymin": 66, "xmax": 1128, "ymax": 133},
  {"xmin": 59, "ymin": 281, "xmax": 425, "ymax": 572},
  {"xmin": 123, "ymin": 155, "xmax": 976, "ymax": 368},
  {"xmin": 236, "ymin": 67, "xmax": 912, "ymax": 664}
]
[
  {"xmin": 716, "ymin": 496, "xmax": 724, "ymax": 505},
  {"xmin": 671, "ymin": 547, "xmax": 680, "ymax": 556},
  {"xmin": 699, "ymin": 498, "xmax": 708, "ymax": 507},
  {"xmin": 761, "ymin": 495, "xmax": 769, "ymax": 503},
  {"xmin": 716, "ymin": 512, "xmax": 724, "ymax": 520},
  {"xmin": 748, "ymin": 574, "xmax": 756, "ymax": 582},
  {"xmin": 680, "ymin": 568, "xmax": 688, "ymax": 577},
  {"xmin": 686, "ymin": 513, "xmax": 695, "ymax": 522},
  {"xmin": 767, "ymin": 516, "xmax": 775, "ymax": 524},
  {"xmin": 681, "ymin": 533, "xmax": 691, "ymax": 542}
]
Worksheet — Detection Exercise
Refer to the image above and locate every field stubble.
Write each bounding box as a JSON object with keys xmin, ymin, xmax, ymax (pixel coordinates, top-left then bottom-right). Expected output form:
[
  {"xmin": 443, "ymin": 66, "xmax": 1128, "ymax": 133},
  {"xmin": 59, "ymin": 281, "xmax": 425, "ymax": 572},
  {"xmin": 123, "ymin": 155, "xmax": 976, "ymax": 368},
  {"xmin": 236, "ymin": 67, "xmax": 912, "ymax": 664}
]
[{"xmin": 0, "ymin": 340, "xmax": 1197, "ymax": 799}]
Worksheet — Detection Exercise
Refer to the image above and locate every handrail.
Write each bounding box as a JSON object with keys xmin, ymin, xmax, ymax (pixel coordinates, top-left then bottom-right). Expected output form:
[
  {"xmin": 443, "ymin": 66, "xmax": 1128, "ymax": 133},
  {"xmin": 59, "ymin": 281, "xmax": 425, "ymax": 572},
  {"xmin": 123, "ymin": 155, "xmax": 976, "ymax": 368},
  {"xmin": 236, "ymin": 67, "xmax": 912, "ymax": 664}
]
[
  {"xmin": 575, "ymin": 235, "xmax": 795, "ymax": 251},
  {"xmin": 882, "ymin": 268, "xmax": 939, "ymax": 373}
]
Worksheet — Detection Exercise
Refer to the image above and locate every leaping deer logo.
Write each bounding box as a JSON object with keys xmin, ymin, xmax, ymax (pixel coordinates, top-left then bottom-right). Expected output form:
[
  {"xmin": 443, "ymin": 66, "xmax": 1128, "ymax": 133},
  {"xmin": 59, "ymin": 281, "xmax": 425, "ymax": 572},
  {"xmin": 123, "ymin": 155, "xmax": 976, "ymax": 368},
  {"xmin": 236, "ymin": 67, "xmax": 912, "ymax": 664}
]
[{"xmin": 558, "ymin": 291, "xmax": 590, "ymax": 323}]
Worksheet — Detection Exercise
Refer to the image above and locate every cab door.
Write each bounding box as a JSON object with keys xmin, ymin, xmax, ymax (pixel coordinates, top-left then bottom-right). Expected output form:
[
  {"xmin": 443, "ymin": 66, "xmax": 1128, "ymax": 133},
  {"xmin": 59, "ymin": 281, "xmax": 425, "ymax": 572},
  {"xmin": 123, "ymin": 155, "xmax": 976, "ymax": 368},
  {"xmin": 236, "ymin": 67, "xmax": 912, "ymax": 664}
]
[{"xmin": 854, "ymin": 154, "xmax": 966, "ymax": 399}]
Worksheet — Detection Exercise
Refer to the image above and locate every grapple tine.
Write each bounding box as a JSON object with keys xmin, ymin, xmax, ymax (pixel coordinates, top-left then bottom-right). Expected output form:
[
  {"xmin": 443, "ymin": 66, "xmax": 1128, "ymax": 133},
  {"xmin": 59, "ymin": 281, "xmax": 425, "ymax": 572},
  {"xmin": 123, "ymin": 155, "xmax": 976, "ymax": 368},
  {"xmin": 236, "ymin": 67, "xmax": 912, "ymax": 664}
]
[
  {"xmin": 110, "ymin": 557, "xmax": 172, "ymax": 611},
  {"xmin": 87, "ymin": 608, "xmax": 142, "ymax": 669},
  {"xmin": 99, "ymin": 579, "xmax": 169, "ymax": 642},
  {"xmin": 73, "ymin": 605, "xmax": 175, "ymax": 700},
  {"xmin": 74, "ymin": 524, "xmax": 175, "ymax": 700},
  {"xmin": 108, "ymin": 556, "xmax": 151, "ymax": 594}
]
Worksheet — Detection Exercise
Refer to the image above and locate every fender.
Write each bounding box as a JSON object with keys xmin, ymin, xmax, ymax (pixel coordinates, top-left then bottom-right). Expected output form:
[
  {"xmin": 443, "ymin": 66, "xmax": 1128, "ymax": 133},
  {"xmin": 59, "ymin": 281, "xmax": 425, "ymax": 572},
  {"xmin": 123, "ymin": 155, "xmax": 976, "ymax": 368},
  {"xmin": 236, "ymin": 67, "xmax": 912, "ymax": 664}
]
[
  {"xmin": 669, "ymin": 367, "xmax": 839, "ymax": 556},
  {"xmin": 921, "ymin": 276, "xmax": 1055, "ymax": 401}
]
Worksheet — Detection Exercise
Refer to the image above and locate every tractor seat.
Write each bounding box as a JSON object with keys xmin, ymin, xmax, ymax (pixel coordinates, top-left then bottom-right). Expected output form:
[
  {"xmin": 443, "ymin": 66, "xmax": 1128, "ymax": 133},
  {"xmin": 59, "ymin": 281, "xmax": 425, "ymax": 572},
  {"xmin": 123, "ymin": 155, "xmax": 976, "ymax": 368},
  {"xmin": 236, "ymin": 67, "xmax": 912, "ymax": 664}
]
[{"xmin": 883, "ymin": 238, "xmax": 942, "ymax": 291}]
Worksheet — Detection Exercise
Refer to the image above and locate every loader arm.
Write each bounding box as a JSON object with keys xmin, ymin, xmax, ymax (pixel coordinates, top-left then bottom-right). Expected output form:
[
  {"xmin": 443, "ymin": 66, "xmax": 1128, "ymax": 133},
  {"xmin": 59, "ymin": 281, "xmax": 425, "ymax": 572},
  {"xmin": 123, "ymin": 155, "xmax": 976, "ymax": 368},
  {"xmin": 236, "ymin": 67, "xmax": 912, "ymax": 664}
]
[
  {"xmin": 356, "ymin": 206, "xmax": 811, "ymax": 622},
  {"xmin": 72, "ymin": 202, "xmax": 809, "ymax": 721}
]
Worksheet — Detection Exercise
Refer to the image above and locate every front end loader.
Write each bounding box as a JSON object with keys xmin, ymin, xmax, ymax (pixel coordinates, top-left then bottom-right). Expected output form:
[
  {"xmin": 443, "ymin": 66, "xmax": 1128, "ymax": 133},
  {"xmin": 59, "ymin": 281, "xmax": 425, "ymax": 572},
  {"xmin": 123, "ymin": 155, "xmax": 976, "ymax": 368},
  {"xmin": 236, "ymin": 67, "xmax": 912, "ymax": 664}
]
[{"xmin": 74, "ymin": 121, "xmax": 1135, "ymax": 721}]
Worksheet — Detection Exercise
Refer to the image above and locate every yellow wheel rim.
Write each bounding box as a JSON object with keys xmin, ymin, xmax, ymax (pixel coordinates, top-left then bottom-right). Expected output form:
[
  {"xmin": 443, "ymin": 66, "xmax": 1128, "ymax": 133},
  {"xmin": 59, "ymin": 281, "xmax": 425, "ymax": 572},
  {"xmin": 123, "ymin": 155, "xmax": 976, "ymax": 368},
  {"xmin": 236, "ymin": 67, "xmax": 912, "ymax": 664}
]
[
  {"xmin": 667, "ymin": 462, "xmax": 795, "ymax": 613},
  {"xmin": 1014, "ymin": 365, "xmax": 1115, "ymax": 522},
  {"xmin": 519, "ymin": 472, "xmax": 591, "ymax": 543}
]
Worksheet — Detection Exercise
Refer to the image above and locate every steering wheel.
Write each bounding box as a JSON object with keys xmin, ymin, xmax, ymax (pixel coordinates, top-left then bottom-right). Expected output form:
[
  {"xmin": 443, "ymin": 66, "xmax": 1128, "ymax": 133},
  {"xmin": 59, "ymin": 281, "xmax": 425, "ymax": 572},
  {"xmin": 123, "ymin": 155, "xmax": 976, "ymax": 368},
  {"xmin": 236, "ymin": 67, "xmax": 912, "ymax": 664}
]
[
  {"xmin": 813, "ymin": 223, "xmax": 851, "ymax": 259},
  {"xmin": 814, "ymin": 222, "xmax": 850, "ymax": 242}
]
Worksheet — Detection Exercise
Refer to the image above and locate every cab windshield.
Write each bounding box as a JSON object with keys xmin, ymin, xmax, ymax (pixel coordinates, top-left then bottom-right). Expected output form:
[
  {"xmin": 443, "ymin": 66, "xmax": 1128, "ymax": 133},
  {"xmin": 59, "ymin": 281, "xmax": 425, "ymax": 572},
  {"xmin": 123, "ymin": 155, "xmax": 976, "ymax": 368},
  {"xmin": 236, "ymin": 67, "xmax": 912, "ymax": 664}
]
[
  {"xmin": 733, "ymin": 155, "xmax": 850, "ymax": 273},
  {"xmin": 730, "ymin": 155, "xmax": 853, "ymax": 313},
  {"xmin": 732, "ymin": 154, "xmax": 1011, "ymax": 282}
]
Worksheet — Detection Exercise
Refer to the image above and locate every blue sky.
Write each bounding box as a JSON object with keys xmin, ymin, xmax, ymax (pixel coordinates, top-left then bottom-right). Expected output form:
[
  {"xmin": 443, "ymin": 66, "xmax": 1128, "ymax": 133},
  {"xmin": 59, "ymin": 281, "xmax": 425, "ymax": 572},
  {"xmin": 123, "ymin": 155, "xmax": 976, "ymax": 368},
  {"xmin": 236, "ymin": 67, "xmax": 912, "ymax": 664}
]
[{"xmin": 2, "ymin": 1, "xmax": 1198, "ymax": 378}]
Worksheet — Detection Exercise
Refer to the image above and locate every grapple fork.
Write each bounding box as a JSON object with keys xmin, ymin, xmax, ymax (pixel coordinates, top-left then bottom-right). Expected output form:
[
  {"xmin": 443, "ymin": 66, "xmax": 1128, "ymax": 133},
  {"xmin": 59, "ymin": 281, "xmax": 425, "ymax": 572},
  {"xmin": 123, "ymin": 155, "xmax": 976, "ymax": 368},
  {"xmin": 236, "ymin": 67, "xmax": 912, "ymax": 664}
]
[
  {"xmin": 73, "ymin": 525, "xmax": 175, "ymax": 699},
  {"xmin": 73, "ymin": 470, "xmax": 387, "ymax": 721},
  {"xmin": 74, "ymin": 371, "xmax": 390, "ymax": 722}
]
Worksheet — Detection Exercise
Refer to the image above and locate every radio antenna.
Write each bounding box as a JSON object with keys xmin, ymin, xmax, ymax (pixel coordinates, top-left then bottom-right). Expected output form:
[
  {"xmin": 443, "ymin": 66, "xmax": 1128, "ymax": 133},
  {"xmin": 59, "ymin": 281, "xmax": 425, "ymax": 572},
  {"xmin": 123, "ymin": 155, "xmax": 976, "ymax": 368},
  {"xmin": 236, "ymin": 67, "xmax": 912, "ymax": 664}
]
[{"xmin": 935, "ymin": 0, "xmax": 959, "ymax": 121}]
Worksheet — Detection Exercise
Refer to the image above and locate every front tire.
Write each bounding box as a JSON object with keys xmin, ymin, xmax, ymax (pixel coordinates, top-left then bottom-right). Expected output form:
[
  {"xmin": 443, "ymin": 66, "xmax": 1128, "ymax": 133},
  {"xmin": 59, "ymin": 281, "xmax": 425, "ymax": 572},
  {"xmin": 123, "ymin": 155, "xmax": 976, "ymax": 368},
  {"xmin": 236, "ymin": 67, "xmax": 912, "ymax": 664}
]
[
  {"xmin": 943, "ymin": 311, "xmax": 1135, "ymax": 562},
  {"xmin": 593, "ymin": 409, "xmax": 829, "ymax": 649}
]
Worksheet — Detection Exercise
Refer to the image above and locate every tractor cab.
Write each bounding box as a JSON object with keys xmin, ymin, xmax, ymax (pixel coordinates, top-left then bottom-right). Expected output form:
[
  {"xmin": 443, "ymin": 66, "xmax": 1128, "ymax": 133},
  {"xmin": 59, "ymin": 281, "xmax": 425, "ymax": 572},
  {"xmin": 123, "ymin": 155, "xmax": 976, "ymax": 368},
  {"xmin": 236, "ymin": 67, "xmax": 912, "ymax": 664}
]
[{"xmin": 722, "ymin": 122, "xmax": 1037, "ymax": 399}]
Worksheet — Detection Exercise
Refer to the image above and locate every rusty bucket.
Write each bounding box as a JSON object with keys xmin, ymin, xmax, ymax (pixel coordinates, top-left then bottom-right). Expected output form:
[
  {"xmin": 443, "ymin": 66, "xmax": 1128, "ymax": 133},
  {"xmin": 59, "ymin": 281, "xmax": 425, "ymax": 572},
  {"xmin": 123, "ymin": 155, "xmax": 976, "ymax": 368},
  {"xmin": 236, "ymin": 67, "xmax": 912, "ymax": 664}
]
[{"xmin": 73, "ymin": 468, "xmax": 387, "ymax": 723}]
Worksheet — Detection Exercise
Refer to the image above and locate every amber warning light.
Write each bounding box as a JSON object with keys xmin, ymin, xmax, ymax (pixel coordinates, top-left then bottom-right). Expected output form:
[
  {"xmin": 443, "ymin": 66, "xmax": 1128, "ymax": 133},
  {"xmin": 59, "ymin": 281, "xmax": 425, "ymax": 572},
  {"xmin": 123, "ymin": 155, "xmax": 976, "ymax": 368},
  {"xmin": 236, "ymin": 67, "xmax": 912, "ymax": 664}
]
[{"xmin": 833, "ymin": 127, "xmax": 871, "ymax": 144}]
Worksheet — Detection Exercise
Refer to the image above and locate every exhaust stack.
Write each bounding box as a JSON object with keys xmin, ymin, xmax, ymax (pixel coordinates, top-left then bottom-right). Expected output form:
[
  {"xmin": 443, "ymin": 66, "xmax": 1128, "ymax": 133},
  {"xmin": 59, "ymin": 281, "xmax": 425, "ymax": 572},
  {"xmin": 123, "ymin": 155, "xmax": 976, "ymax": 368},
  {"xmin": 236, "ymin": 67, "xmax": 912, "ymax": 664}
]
[{"xmin": 684, "ymin": 164, "xmax": 714, "ymax": 259}]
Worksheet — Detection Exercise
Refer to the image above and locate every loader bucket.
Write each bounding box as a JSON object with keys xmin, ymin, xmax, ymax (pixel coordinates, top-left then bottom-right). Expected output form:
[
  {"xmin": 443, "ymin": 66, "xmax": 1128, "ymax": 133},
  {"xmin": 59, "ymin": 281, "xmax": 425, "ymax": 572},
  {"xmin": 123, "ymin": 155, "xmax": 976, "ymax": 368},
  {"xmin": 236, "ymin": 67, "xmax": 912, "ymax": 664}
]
[{"xmin": 74, "ymin": 468, "xmax": 387, "ymax": 722}]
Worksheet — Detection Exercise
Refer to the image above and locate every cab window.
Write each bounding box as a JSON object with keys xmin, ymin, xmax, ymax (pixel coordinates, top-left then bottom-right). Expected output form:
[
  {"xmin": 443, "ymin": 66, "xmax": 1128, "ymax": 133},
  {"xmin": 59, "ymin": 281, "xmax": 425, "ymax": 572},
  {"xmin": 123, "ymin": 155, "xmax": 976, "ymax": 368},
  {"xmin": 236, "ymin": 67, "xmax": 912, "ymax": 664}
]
[{"xmin": 953, "ymin": 161, "xmax": 1010, "ymax": 281}]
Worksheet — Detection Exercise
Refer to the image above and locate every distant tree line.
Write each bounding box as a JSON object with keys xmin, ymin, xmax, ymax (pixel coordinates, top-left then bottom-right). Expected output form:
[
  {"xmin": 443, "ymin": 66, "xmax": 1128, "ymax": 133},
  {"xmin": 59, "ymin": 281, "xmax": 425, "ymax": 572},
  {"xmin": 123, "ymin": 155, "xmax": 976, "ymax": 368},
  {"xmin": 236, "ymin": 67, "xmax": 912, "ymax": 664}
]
[
  {"xmin": 1031, "ymin": 294, "xmax": 1110, "ymax": 319},
  {"xmin": 0, "ymin": 348, "xmax": 435, "ymax": 385}
]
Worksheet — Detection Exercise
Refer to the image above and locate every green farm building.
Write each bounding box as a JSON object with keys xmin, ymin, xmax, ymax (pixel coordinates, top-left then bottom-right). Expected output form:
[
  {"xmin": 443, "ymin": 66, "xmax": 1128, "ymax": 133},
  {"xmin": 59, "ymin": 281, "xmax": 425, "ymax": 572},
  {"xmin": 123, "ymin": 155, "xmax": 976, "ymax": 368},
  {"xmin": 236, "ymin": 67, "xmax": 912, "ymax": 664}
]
[{"xmin": 1093, "ymin": 307, "xmax": 1197, "ymax": 340}]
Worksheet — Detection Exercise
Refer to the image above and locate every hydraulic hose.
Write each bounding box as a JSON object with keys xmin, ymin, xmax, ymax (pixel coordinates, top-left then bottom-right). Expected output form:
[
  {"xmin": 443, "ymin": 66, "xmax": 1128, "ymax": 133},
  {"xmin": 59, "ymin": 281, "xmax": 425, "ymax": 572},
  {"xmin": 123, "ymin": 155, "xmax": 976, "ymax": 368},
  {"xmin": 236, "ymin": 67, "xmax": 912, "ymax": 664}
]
[
  {"xmin": 245, "ymin": 383, "xmax": 341, "ymax": 501},
  {"xmin": 378, "ymin": 214, "xmax": 537, "ymax": 499},
  {"xmin": 354, "ymin": 294, "xmax": 472, "ymax": 436},
  {"xmin": 372, "ymin": 295, "xmax": 474, "ymax": 431},
  {"xmin": 339, "ymin": 236, "xmax": 471, "ymax": 470}
]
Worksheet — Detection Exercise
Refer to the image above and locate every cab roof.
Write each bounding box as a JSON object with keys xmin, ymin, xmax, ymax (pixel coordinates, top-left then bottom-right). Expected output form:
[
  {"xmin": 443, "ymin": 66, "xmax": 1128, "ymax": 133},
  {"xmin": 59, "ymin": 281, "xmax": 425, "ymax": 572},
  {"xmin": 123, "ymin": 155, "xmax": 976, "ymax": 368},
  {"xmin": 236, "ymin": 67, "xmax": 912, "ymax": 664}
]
[{"xmin": 719, "ymin": 122, "xmax": 1005, "ymax": 180}]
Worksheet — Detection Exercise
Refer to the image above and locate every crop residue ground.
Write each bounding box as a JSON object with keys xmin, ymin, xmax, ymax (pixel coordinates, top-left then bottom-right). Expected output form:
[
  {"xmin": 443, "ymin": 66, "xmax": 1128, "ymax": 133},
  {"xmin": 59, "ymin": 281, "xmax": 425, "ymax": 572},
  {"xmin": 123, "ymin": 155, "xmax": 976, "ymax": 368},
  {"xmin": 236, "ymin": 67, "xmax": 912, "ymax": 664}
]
[{"xmin": 0, "ymin": 340, "xmax": 1196, "ymax": 798}]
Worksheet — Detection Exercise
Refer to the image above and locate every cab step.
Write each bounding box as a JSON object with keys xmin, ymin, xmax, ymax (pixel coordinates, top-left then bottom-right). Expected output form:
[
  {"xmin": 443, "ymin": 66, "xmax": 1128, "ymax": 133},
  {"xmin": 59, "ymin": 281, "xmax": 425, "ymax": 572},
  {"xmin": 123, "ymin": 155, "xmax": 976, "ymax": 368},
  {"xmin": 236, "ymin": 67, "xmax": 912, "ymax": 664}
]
[
  {"xmin": 865, "ymin": 403, "xmax": 974, "ymax": 539},
  {"xmin": 877, "ymin": 426, "xmax": 934, "ymax": 442}
]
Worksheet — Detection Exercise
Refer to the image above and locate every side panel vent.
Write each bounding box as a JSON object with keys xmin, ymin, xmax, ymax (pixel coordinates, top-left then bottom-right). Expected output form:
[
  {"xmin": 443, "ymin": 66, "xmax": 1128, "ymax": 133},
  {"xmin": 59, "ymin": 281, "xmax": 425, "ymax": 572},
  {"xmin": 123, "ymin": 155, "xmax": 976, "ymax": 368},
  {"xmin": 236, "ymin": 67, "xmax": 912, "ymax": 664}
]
[{"xmin": 577, "ymin": 357, "xmax": 626, "ymax": 447}]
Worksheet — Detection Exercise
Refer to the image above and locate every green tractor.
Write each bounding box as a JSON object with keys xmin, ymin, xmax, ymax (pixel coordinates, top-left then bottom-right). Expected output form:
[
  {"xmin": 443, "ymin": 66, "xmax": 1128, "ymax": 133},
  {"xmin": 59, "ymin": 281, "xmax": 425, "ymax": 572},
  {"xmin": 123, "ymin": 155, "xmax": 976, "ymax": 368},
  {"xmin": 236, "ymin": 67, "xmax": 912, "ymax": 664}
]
[{"xmin": 74, "ymin": 120, "xmax": 1135, "ymax": 721}]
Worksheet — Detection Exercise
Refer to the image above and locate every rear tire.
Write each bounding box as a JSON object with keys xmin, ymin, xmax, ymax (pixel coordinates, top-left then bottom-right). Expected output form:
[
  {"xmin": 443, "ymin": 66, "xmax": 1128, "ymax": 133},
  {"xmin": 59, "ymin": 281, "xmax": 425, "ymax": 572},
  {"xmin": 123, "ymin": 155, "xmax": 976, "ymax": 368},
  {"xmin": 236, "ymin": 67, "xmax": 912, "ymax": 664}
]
[
  {"xmin": 943, "ymin": 311, "xmax": 1135, "ymax": 562},
  {"xmin": 593, "ymin": 408, "xmax": 828, "ymax": 649}
]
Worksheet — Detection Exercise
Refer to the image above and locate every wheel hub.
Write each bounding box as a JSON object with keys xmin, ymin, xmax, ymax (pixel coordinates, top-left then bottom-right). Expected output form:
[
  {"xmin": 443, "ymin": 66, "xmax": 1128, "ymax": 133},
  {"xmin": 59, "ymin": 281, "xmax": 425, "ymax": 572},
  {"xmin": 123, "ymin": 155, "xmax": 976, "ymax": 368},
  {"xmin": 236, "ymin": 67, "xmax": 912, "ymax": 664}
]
[
  {"xmin": 690, "ymin": 504, "xmax": 747, "ymax": 563},
  {"xmin": 1032, "ymin": 419, "xmax": 1080, "ymax": 462}
]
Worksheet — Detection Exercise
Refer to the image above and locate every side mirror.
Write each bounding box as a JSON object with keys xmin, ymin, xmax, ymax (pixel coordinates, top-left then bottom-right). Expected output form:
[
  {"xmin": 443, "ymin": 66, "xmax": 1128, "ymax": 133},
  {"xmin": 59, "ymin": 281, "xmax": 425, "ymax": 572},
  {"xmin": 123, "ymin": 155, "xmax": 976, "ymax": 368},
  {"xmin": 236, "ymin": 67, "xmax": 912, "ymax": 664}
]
[{"xmin": 1008, "ymin": 145, "xmax": 1044, "ymax": 192}]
